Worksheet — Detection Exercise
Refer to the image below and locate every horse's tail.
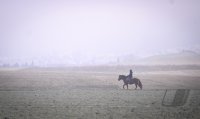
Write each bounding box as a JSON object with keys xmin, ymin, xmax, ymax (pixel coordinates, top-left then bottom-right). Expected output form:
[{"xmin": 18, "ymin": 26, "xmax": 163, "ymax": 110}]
[{"xmin": 138, "ymin": 79, "xmax": 143, "ymax": 90}]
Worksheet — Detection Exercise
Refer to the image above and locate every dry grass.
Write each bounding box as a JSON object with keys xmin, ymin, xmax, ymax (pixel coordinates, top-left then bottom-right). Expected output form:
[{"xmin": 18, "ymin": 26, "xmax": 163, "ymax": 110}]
[{"xmin": 0, "ymin": 65, "xmax": 199, "ymax": 119}]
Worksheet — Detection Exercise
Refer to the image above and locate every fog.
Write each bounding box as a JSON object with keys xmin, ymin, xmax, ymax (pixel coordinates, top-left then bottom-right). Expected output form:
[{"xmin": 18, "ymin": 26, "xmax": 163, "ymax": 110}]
[{"xmin": 0, "ymin": 0, "xmax": 200, "ymax": 66}]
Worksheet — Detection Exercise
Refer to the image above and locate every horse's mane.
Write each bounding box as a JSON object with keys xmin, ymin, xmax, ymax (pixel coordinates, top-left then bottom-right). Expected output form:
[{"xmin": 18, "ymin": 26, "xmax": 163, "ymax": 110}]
[
  {"xmin": 119, "ymin": 75, "xmax": 128, "ymax": 79},
  {"xmin": 119, "ymin": 74, "xmax": 126, "ymax": 77}
]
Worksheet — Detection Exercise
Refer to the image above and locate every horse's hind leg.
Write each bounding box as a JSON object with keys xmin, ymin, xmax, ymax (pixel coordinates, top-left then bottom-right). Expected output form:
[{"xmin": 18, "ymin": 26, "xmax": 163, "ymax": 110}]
[
  {"xmin": 135, "ymin": 84, "xmax": 137, "ymax": 90},
  {"xmin": 123, "ymin": 84, "xmax": 125, "ymax": 89},
  {"xmin": 127, "ymin": 84, "xmax": 128, "ymax": 89}
]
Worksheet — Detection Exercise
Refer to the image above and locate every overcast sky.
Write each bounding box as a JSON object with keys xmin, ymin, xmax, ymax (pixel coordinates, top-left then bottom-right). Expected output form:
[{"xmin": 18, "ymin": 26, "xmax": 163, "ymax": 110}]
[{"xmin": 0, "ymin": 0, "xmax": 200, "ymax": 58}]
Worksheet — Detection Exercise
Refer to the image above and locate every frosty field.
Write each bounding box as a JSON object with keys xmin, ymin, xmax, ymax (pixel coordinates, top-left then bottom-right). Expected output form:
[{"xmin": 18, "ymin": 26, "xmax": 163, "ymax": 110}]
[{"xmin": 0, "ymin": 65, "xmax": 200, "ymax": 119}]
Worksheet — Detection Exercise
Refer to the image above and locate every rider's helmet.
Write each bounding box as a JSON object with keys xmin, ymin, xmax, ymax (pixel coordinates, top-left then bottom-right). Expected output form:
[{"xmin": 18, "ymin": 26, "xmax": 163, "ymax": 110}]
[{"xmin": 130, "ymin": 69, "xmax": 133, "ymax": 73}]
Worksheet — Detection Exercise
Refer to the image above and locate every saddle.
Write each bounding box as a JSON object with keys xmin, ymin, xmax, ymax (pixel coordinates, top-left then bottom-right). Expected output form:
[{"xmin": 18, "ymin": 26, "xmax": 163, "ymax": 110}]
[{"xmin": 126, "ymin": 77, "xmax": 133, "ymax": 83}]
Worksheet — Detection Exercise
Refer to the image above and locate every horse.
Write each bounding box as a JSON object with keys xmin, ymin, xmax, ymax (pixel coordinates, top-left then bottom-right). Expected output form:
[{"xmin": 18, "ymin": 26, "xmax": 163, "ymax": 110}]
[{"xmin": 118, "ymin": 75, "xmax": 143, "ymax": 90}]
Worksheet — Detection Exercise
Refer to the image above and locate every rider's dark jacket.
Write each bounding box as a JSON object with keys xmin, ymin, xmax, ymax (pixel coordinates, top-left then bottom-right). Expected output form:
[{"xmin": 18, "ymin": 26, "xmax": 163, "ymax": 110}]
[
  {"xmin": 128, "ymin": 70, "xmax": 133, "ymax": 78},
  {"xmin": 127, "ymin": 70, "xmax": 133, "ymax": 82}
]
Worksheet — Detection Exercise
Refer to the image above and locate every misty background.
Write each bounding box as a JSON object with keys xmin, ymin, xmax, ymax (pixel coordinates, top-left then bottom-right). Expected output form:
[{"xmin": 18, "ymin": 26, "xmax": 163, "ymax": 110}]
[{"xmin": 0, "ymin": 0, "xmax": 200, "ymax": 67}]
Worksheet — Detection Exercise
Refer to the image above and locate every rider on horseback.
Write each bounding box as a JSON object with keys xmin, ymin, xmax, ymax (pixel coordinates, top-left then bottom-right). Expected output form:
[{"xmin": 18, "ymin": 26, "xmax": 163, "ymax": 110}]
[{"xmin": 126, "ymin": 69, "xmax": 133, "ymax": 83}]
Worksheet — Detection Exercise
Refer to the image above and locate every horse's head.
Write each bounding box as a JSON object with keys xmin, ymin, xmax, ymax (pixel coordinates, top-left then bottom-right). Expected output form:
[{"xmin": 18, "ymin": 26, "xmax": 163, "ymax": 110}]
[
  {"xmin": 118, "ymin": 75, "xmax": 127, "ymax": 81},
  {"xmin": 118, "ymin": 75, "xmax": 123, "ymax": 81}
]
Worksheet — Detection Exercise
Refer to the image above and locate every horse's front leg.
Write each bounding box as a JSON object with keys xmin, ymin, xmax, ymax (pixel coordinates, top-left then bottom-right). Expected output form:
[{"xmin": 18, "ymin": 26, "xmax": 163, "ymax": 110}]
[
  {"xmin": 135, "ymin": 84, "xmax": 137, "ymax": 90},
  {"xmin": 127, "ymin": 84, "xmax": 128, "ymax": 89},
  {"xmin": 123, "ymin": 84, "xmax": 125, "ymax": 89}
]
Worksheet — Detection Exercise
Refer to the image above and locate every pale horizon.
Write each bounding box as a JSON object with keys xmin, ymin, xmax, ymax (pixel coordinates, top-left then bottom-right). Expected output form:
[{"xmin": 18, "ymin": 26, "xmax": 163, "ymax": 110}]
[{"xmin": 0, "ymin": 0, "xmax": 200, "ymax": 66}]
